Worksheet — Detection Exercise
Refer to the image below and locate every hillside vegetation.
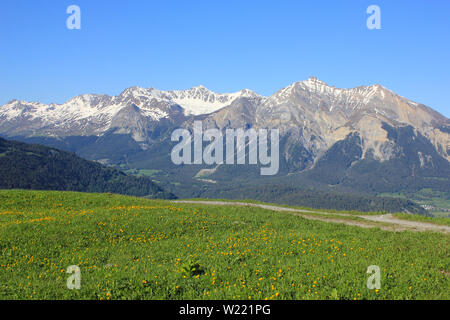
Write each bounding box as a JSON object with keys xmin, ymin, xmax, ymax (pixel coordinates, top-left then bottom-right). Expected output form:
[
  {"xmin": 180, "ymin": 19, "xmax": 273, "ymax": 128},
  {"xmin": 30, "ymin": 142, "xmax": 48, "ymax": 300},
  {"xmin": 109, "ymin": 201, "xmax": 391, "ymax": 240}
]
[
  {"xmin": 0, "ymin": 190, "xmax": 448, "ymax": 300},
  {"xmin": 0, "ymin": 138, "xmax": 174, "ymax": 199}
]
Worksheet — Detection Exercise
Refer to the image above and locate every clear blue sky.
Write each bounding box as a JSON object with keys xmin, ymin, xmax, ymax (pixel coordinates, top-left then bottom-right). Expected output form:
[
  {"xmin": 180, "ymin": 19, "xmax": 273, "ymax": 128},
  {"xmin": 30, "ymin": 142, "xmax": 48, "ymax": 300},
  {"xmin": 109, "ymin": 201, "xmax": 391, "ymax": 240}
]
[{"xmin": 0, "ymin": 0, "xmax": 449, "ymax": 117}]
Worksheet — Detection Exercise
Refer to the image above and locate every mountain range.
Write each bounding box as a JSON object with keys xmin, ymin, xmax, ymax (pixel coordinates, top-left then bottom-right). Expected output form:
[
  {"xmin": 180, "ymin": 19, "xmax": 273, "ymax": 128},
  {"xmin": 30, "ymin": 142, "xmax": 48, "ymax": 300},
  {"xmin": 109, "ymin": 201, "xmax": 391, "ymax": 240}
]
[{"xmin": 1, "ymin": 77, "xmax": 448, "ymax": 212}]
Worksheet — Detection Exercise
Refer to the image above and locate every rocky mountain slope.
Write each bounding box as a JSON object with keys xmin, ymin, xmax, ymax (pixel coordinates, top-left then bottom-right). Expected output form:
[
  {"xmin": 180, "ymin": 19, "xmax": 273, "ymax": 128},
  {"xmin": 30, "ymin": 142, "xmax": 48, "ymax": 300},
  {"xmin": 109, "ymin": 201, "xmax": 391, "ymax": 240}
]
[{"xmin": 203, "ymin": 77, "xmax": 449, "ymax": 163}]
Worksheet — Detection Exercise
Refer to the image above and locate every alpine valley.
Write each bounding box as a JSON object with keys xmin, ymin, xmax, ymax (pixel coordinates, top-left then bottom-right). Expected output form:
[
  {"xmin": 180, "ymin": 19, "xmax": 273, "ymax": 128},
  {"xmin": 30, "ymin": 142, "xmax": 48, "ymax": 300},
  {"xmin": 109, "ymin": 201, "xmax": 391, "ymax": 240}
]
[{"xmin": 1, "ymin": 77, "xmax": 449, "ymax": 215}]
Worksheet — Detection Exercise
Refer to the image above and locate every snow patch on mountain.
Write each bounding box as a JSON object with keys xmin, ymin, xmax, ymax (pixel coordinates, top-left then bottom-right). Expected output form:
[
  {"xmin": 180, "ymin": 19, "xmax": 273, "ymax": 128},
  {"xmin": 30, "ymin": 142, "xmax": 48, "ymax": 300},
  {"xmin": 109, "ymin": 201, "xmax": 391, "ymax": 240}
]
[{"xmin": 167, "ymin": 86, "xmax": 262, "ymax": 115}]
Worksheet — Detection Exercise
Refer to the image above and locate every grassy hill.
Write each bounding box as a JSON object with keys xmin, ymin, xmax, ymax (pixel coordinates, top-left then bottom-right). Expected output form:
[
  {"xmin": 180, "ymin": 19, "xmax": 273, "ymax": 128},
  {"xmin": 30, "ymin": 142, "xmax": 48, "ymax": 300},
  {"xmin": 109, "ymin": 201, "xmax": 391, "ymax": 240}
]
[
  {"xmin": 0, "ymin": 137, "xmax": 174, "ymax": 199},
  {"xmin": 0, "ymin": 190, "xmax": 448, "ymax": 300}
]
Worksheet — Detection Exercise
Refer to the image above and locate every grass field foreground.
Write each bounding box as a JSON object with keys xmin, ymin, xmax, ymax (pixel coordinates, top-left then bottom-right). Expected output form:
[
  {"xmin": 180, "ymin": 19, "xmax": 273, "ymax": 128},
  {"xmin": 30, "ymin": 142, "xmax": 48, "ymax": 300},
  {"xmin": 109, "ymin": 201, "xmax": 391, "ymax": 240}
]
[{"xmin": 0, "ymin": 190, "xmax": 448, "ymax": 300}]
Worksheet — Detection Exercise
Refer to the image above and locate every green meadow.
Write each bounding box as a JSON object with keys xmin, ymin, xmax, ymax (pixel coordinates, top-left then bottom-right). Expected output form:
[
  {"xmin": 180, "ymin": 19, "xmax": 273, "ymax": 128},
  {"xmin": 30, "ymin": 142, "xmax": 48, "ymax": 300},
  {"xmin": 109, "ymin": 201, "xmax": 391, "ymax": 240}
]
[{"xmin": 0, "ymin": 190, "xmax": 448, "ymax": 300}]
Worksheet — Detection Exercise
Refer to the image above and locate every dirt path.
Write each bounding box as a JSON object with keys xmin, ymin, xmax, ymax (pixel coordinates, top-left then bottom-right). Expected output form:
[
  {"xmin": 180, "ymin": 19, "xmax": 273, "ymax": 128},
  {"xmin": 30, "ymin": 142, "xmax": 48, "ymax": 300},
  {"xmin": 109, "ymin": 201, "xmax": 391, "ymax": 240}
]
[
  {"xmin": 172, "ymin": 200, "xmax": 450, "ymax": 234},
  {"xmin": 360, "ymin": 214, "xmax": 450, "ymax": 233}
]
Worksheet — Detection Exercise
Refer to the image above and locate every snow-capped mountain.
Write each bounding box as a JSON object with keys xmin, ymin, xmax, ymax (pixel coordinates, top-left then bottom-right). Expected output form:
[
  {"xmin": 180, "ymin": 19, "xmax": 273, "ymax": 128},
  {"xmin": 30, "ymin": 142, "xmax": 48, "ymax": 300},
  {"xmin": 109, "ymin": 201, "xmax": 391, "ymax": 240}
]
[{"xmin": 0, "ymin": 86, "xmax": 262, "ymax": 137}]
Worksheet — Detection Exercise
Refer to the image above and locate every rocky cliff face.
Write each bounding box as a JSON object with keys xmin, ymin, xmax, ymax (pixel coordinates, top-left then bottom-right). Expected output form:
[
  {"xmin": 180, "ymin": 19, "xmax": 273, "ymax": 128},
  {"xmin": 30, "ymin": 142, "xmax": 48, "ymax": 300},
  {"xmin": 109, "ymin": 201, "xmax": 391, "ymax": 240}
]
[{"xmin": 202, "ymin": 77, "xmax": 449, "ymax": 164}]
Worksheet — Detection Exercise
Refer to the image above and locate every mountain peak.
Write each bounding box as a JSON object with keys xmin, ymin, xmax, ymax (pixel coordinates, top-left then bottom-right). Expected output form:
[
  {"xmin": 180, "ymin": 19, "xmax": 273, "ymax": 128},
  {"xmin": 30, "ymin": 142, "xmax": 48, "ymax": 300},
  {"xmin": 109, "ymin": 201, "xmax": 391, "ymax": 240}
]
[
  {"xmin": 286, "ymin": 77, "xmax": 335, "ymax": 93},
  {"xmin": 190, "ymin": 85, "xmax": 210, "ymax": 92},
  {"xmin": 120, "ymin": 86, "xmax": 147, "ymax": 95},
  {"xmin": 306, "ymin": 76, "xmax": 328, "ymax": 85}
]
